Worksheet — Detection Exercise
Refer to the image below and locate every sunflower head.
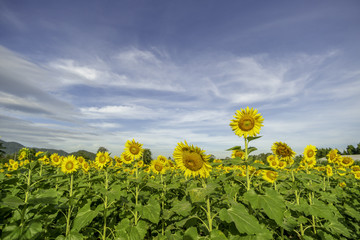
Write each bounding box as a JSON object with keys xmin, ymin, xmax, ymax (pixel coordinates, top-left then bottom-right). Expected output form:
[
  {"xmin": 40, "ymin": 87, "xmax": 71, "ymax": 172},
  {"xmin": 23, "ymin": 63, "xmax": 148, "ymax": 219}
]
[
  {"xmin": 95, "ymin": 152, "xmax": 111, "ymax": 169},
  {"xmin": 303, "ymin": 145, "xmax": 317, "ymax": 160},
  {"xmin": 151, "ymin": 159, "xmax": 167, "ymax": 175},
  {"xmin": 262, "ymin": 170, "xmax": 278, "ymax": 183},
  {"xmin": 18, "ymin": 148, "xmax": 29, "ymax": 160},
  {"xmin": 340, "ymin": 156, "xmax": 354, "ymax": 168},
  {"xmin": 230, "ymin": 107, "xmax": 264, "ymax": 138},
  {"xmin": 82, "ymin": 161, "xmax": 91, "ymax": 173},
  {"xmin": 354, "ymin": 172, "xmax": 360, "ymax": 180},
  {"xmin": 61, "ymin": 155, "xmax": 79, "ymax": 174},
  {"xmin": 327, "ymin": 149, "xmax": 341, "ymax": 164},
  {"xmin": 326, "ymin": 165, "xmax": 333, "ymax": 177},
  {"xmin": 121, "ymin": 152, "xmax": 133, "ymax": 164},
  {"xmin": 50, "ymin": 153, "xmax": 62, "ymax": 166},
  {"xmin": 173, "ymin": 141, "xmax": 212, "ymax": 178},
  {"xmin": 124, "ymin": 139, "xmax": 144, "ymax": 160},
  {"xmin": 271, "ymin": 142, "xmax": 295, "ymax": 162},
  {"xmin": 231, "ymin": 150, "xmax": 245, "ymax": 160}
]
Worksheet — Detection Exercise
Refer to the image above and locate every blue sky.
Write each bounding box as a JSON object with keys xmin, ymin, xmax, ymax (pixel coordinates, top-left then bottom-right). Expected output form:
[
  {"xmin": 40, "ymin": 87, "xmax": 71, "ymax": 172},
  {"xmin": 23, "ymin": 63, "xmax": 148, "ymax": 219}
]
[{"xmin": 0, "ymin": 0, "xmax": 359, "ymax": 158}]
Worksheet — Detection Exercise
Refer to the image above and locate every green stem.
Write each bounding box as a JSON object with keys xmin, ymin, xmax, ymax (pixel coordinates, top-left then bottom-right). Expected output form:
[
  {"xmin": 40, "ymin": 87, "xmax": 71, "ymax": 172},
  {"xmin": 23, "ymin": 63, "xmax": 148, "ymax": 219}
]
[
  {"xmin": 309, "ymin": 192, "xmax": 316, "ymax": 234},
  {"xmin": 66, "ymin": 174, "xmax": 74, "ymax": 237},
  {"xmin": 244, "ymin": 137, "xmax": 250, "ymax": 191},
  {"xmin": 202, "ymin": 179, "xmax": 213, "ymax": 234},
  {"xmin": 20, "ymin": 168, "xmax": 32, "ymax": 234},
  {"xmin": 161, "ymin": 174, "xmax": 165, "ymax": 236},
  {"xmin": 134, "ymin": 157, "xmax": 140, "ymax": 225},
  {"xmin": 103, "ymin": 169, "xmax": 109, "ymax": 240}
]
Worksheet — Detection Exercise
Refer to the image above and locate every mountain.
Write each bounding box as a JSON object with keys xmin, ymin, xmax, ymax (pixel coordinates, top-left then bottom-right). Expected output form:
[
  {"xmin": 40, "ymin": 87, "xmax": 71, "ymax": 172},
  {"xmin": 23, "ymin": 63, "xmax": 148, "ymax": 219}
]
[{"xmin": 0, "ymin": 139, "xmax": 68, "ymax": 157}]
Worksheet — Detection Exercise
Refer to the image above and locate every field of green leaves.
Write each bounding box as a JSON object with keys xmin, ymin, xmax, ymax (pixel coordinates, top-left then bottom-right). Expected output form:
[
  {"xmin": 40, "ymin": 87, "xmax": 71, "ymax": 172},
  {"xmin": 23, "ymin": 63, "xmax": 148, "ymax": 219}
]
[{"xmin": 1, "ymin": 107, "xmax": 360, "ymax": 239}]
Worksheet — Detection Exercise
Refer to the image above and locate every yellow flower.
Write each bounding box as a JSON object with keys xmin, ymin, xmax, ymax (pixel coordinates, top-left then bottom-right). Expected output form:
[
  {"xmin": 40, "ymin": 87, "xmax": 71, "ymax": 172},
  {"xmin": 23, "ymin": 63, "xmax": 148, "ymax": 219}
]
[
  {"xmin": 303, "ymin": 145, "xmax": 317, "ymax": 160},
  {"xmin": 61, "ymin": 155, "xmax": 79, "ymax": 174},
  {"xmin": 9, "ymin": 159, "xmax": 15, "ymax": 165},
  {"xmin": 351, "ymin": 165, "xmax": 360, "ymax": 172},
  {"xmin": 230, "ymin": 107, "xmax": 264, "ymax": 138},
  {"xmin": 12, "ymin": 162, "xmax": 19, "ymax": 171},
  {"xmin": 277, "ymin": 161, "xmax": 287, "ymax": 170},
  {"xmin": 77, "ymin": 156, "xmax": 85, "ymax": 165},
  {"xmin": 18, "ymin": 148, "xmax": 29, "ymax": 160},
  {"xmin": 262, "ymin": 170, "xmax": 278, "ymax": 183},
  {"xmin": 173, "ymin": 141, "xmax": 212, "ymax": 178},
  {"xmin": 267, "ymin": 155, "xmax": 279, "ymax": 169},
  {"xmin": 50, "ymin": 153, "xmax": 62, "ymax": 166},
  {"xmin": 231, "ymin": 150, "xmax": 245, "ymax": 159},
  {"xmin": 137, "ymin": 160, "xmax": 144, "ymax": 168},
  {"xmin": 35, "ymin": 151, "xmax": 44, "ymax": 157},
  {"xmin": 124, "ymin": 139, "xmax": 144, "ymax": 160},
  {"xmin": 354, "ymin": 171, "xmax": 360, "ymax": 180},
  {"xmin": 339, "ymin": 182, "xmax": 346, "ymax": 188},
  {"xmin": 271, "ymin": 142, "xmax": 295, "ymax": 162},
  {"xmin": 327, "ymin": 149, "xmax": 341, "ymax": 164},
  {"xmin": 95, "ymin": 152, "xmax": 111, "ymax": 169},
  {"xmin": 326, "ymin": 165, "xmax": 333, "ymax": 177},
  {"xmin": 82, "ymin": 161, "xmax": 91, "ymax": 173},
  {"xmin": 337, "ymin": 167, "xmax": 347, "ymax": 176},
  {"xmin": 121, "ymin": 152, "xmax": 133, "ymax": 164},
  {"xmin": 340, "ymin": 156, "xmax": 354, "ymax": 168},
  {"xmin": 213, "ymin": 159, "xmax": 222, "ymax": 163},
  {"xmin": 151, "ymin": 159, "xmax": 167, "ymax": 175}
]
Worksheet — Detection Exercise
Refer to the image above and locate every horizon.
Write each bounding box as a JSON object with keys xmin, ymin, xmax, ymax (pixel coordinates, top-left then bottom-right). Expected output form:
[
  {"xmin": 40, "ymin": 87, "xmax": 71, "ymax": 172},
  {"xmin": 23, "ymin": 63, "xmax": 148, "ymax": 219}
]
[{"xmin": 1, "ymin": 1, "xmax": 360, "ymax": 158}]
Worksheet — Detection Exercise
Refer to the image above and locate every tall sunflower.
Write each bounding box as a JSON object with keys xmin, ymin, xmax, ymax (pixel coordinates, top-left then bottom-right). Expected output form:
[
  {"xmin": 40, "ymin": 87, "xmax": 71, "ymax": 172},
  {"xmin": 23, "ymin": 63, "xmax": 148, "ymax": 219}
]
[
  {"xmin": 173, "ymin": 141, "xmax": 212, "ymax": 178},
  {"xmin": 271, "ymin": 142, "xmax": 295, "ymax": 162},
  {"xmin": 230, "ymin": 107, "xmax": 264, "ymax": 138},
  {"xmin": 340, "ymin": 156, "xmax": 354, "ymax": 168},
  {"xmin": 303, "ymin": 145, "xmax": 317, "ymax": 160},
  {"xmin": 327, "ymin": 149, "xmax": 341, "ymax": 164},
  {"xmin": 95, "ymin": 152, "xmax": 111, "ymax": 169},
  {"xmin": 124, "ymin": 139, "xmax": 144, "ymax": 160},
  {"xmin": 61, "ymin": 155, "xmax": 79, "ymax": 174}
]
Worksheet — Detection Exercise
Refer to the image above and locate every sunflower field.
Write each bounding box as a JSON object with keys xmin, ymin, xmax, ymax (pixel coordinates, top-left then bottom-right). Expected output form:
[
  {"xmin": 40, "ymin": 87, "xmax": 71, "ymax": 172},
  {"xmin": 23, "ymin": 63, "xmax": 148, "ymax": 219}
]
[{"xmin": 1, "ymin": 107, "xmax": 360, "ymax": 240}]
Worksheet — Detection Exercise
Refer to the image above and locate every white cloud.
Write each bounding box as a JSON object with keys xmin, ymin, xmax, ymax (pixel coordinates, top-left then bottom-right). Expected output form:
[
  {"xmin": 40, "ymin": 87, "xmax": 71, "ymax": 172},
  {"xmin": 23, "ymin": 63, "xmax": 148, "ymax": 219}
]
[{"xmin": 49, "ymin": 59, "xmax": 99, "ymax": 80}]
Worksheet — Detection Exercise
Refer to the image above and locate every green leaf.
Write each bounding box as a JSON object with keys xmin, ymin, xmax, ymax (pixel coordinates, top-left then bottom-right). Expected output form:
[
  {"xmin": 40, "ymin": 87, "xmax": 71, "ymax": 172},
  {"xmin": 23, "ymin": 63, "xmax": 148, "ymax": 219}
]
[
  {"xmin": 226, "ymin": 146, "xmax": 242, "ymax": 151},
  {"xmin": 172, "ymin": 198, "xmax": 192, "ymax": 217},
  {"xmin": 219, "ymin": 202, "xmax": 270, "ymax": 235},
  {"xmin": 188, "ymin": 188, "xmax": 207, "ymax": 203},
  {"xmin": 210, "ymin": 230, "xmax": 227, "ymax": 240},
  {"xmin": 23, "ymin": 221, "xmax": 42, "ymax": 239},
  {"xmin": 344, "ymin": 203, "xmax": 360, "ymax": 221},
  {"xmin": 247, "ymin": 147, "xmax": 258, "ymax": 154},
  {"xmin": 244, "ymin": 188, "xmax": 285, "ymax": 226},
  {"xmin": 28, "ymin": 189, "xmax": 58, "ymax": 205},
  {"xmin": 1, "ymin": 224, "xmax": 21, "ymax": 240},
  {"xmin": 135, "ymin": 220, "xmax": 148, "ymax": 240},
  {"xmin": 324, "ymin": 219, "xmax": 351, "ymax": 238},
  {"xmin": 184, "ymin": 227, "xmax": 198, "ymax": 240},
  {"xmin": 141, "ymin": 197, "xmax": 160, "ymax": 224},
  {"xmin": 72, "ymin": 202, "xmax": 99, "ymax": 232},
  {"xmin": 1, "ymin": 195, "xmax": 24, "ymax": 208},
  {"xmin": 247, "ymin": 136, "xmax": 262, "ymax": 142}
]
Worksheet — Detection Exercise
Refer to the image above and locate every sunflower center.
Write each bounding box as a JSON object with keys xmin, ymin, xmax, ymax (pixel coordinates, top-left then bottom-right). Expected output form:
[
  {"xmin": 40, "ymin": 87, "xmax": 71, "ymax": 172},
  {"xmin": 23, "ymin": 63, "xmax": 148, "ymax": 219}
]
[
  {"xmin": 155, "ymin": 163, "xmax": 163, "ymax": 172},
  {"xmin": 235, "ymin": 151, "xmax": 244, "ymax": 158},
  {"xmin": 53, "ymin": 157, "xmax": 60, "ymax": 163},
  {"xmin": 99, "ymin": 156, "xmax": 106, "ymax": 163},
  {"xmin": 343, "ymin": 158, "xmax": 350, "ymax": 164},
  {"xmin": 183, "ymin": 151, "xmax": 204, "ymax": 171},
  {"xmin": 277, "ymin": 146, "xmax": 290, "ymax": 157},
  {"xmin": 238, "ymin": 116, "xmax": 255, "ymax": 131},
  {"xmin": 307, "ymin": 150, "xmax": 314, "ymax": 158},
  {"xmin": 66, "ymin": 162, "xmax": 74, "ymax": 170},
  {"xmin": 130, "ymin": 146, "xmax": 140, "ymax": 155},
  {"xmin": 266, "ymin": 171, "xmax": 277, "ymax": 180}
]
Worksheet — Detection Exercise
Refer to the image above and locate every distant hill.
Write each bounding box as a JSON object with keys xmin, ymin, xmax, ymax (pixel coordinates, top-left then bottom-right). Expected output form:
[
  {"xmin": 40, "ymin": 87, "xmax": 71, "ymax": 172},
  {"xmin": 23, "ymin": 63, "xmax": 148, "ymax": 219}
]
[{"xmin": 0, "ymin": 139, "xmax": 95, "ymax": 159}]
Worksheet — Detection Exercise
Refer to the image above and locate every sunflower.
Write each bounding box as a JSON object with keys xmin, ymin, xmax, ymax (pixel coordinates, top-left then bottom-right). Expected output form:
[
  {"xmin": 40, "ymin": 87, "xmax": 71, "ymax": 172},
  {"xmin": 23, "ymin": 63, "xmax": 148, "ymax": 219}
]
[
  {"xmin": 327, "ymin": 149, "xmax": 341, "ymax": 164},
  {"xmin": 304, "ymin": 158, "xmax": 316, "ymax": 168},
  {"xmin": 77, "ymin": 156, "xmax": 85, "ymax": 165},
  {"xmin": 230, "ymin": 107, "xmax": 264, "ymax": 138},
  {"xmin": 231, "ymin": 150, "xmax": 245, "ymax": 159},
  {"xmin": 95, "ymin": 152, "xmax": 111, "ymax": 169},
  {"xmin": 82, "ymin": 161, "xmax": 91, "ymax": 173},
  {"xmin": 326, "ymin": 165, "xmax": 333, "ymax": 177},
  {"xmin": 121, "ymin": 152, "xmax": 133, "ymax": 164},
  {"xmin": 173, "ymin": 141, "xmax": 212, "ymax": 178},
  {"xmin": 277, "ymin": 161, "xmax": 287, "ymax": 170},
  {"xmin": 303, "ymin": 145, "xmax": 317, "ymax": 160},
  {"xmin": 61, "ymin": 155, "xmax": 79, "ymax": 174},
  {"xmin": 340, "ymin": 156, "xmax": 354, "ymax": 168},
  {"xmin": 351, "ymin": 165, "xmax": 360, "ymax": 172},
  {"xmin": 262, "ymin": 170, "xmax": 278, "ymax": 183},
  {"xmin": 50, "ymin": 153, "xmax": 62, "ymax": 166},
  {"xmin": 124, "ymin": 139, "xmax": 144, "ymax": 160},
  {"xmin": 151, "ymin": 159, "xmax": 167, "ymax": 175},
  {"xmin": 18, "ymin": 148, "xmax": 29, "ymax": 160},
  {"xmin": 354, "ymin": 172, "xmax": 360, "ymax": 180},
  {"xmin": 337, "ymin": 167, "xmax": 347, "ymax": 176},
  {"xmin": 271, "ymin": 142, "xmax": 295, "ymax": 162}
]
